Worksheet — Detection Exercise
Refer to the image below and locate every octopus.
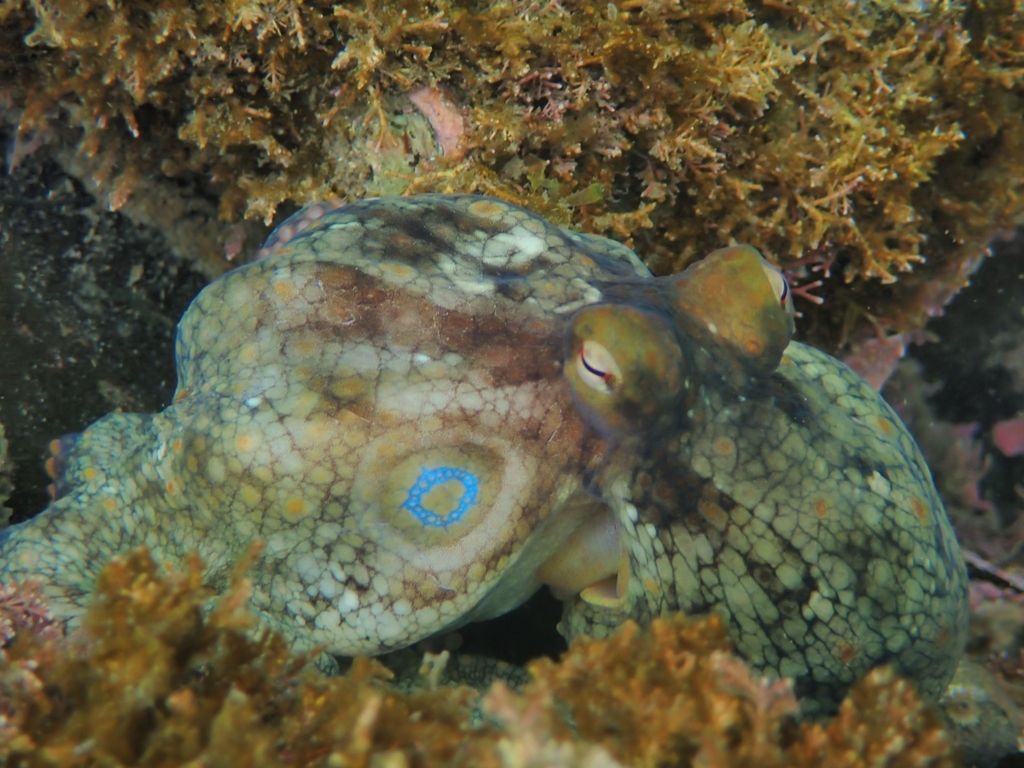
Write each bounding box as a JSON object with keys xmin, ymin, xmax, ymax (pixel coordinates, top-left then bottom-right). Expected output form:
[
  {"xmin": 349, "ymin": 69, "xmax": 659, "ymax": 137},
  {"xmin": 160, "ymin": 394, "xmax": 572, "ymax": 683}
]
[{"xmin": 0, "ymin": 194, "xmax": 967, "ymax": 715}]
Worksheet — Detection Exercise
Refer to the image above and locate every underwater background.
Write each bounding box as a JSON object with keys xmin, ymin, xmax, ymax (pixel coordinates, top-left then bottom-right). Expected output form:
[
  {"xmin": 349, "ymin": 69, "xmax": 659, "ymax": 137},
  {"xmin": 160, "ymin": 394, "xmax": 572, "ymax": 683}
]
[{"xmin": 1, "ymin": 0, "xmax": 1024, "ymax": 765}]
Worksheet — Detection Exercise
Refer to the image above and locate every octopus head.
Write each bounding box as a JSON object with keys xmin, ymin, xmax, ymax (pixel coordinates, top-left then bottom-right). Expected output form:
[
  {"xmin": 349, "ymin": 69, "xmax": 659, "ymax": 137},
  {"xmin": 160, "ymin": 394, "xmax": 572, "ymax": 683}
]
[
  {"xmin": 669, "ymin": 244, "xmax": 794, "ymax": 376},
  {"xmin": 563, "ymin": 303, "xmax": 686, "ymax": 437},
  {"xmin": 543, "ymin": 244, "xmax": 797, "ymax": 617}
]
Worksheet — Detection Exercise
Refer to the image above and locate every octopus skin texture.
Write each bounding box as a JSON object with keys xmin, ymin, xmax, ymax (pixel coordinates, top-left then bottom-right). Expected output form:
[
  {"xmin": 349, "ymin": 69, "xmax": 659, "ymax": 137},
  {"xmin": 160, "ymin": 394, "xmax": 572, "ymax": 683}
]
[{"xmin": 0, "ymin": 194, "xmax": 967, "ymax": 716}]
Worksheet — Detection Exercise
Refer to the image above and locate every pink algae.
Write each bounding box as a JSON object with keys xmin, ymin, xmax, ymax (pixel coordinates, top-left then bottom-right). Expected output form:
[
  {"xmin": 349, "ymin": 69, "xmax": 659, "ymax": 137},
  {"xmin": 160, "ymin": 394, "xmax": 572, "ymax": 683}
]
[{"xmin": 993, "ymin": 417, "xmax": 1024, "ymax": 457}]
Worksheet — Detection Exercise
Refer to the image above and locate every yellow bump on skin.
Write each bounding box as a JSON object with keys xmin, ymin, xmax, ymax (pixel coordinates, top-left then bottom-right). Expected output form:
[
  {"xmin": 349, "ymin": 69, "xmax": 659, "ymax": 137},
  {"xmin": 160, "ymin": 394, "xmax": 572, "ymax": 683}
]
[
  {"xmin": 208, "ymin": 458, "xmax": 226, "ymax": 483},
  {"xmin": 285, "ymin": 497, "xmax": 309, "ymax": 518},
  {"xmin": 417, "ymin": 415, "xmax": 444, "ymax": 434},
  {"xmin": 911, "ymin": 496, "xmax": 929, "ymax": 524},
  {"xmin": 815, "ymin": 500, "xmax": 829, "ymax": 519},
  {"xmin": 187, "ymin": 455, "xmax": 199, "ymax": 473},
  {"xmin": 172, "ymin": 439, "xmax": 183, "ymax": 452},
  {"xmin": 103, "ymin": 498, "xmax": 117, "ymax": 512},
  {"xmin": 418, "ymin": 361, "xmax": 450, "ymax": 380},
  {"xmin": 303, "ymin": 419, "xmax": 332, "ymax": 443},
  {"xmin": 643, "ymin": 576, "xmax": 659, "ymax": 595},
  {"xmin": 83, "ymin": 467, "xmax": 98, "ymax": 481},
  {"xmin": 295, "ymin": 337, "xmax": 319, "ymax": 356},
  {"xmin": 14, "ymin": 549, "xmax": 40, "ymax": 569},
  {"xmin": 308, "ymin": 465, "xmax": 334, "ymax": 485},
  {"xmin": 698, "ymin": 499, "xmax": 728, "ymax": 530},
  {"xmin": 239, "ymin": 484, "xmax": 261, "ymax": 506},
  {"xmin": 239, "ymin": 342, "xmax": 260, "ymax": 363},
  {"xmin": 282, "ymin": 390, "xmax": 321, "ymax": 420},
  {"xmin": 876, "ymin": 416, "xmax": 894, "ymax": 435},
  {"xmin": 331, "ymin": 378, "xmax": 368, "ymax": 400},
  {"xmin": 381, "ymin": 262, "xmax": 417, "ymax": 278},
  {"xmin": 235, "ymin": 433, "xmax": 258, "ymax": 452},
  {"xmin": 376, "ymin": 410, "xmax": 404, "ymax": 427},
  {"xmin": 533, "ymin": 280, "xmax": 561, "ymax": 300},
  {"xmin": 224, "ymin": 280, "xmax": 255, "ymax": 309},
  {"xmin": 836, "ymin": 642, "xmax": 860, "ymax": 666},
  {"xmin": 272, "ymin": 277, "xmax": 297, "ymax": 300},
  {"xmin": 468, "ymin": 199, "xmax": 507, "ymax": 218},
  {"xmin": 335, "ymin": 409, "xmax": 368, "ymax": 441},
  {"xmin": 713, "ymin": 436, "xmax": 736, "ymax": 456},
  {"xmin": 373, "ymin": 437, "xmax": 403, "ymax": 461},
  {"xmin": 166, "ymin": 481, "xmax": 178, "ymax": 494},
  {"xmin": 340, "ymin": 426, "xmax": 367, "ymax": 449},
  {"xmin": 743, "ymin": 336, "xmax": 764, "ymax": 356}
]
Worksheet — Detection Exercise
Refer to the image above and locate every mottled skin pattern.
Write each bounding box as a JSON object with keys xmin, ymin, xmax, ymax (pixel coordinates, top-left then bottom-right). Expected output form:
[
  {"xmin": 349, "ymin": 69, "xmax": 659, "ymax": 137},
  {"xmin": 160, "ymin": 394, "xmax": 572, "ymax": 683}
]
[
  {"xmin": 0, "ymin": 195, "xmax": 966, "ymax": 716},
  {"xmin": 561, "ymin": 343, "xmax": 967, "ymax": 716},
  {"xmin": 1, "ymin": 195, "xmax": 643, "ymax": 656},
  {"xmin": 559, "ymin": 245, "xmax": 967, "ymax": 716}
]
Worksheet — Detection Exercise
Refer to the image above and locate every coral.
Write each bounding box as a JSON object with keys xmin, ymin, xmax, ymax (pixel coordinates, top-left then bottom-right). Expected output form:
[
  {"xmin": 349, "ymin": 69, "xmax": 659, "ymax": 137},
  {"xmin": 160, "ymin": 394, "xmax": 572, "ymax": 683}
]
[
  {"xmin": 938, "ymin": 658, "xmax": 1024, "ymax": 768},
  {"xmin": 0, "ymin": 578, "xmax": 57, "ymax": 644},
  {"xmin": 0, "ymin": 548, "xmax": 495, "ymax": 766},
  {"xmin": 526, "ymin": 617, "xmax": 798, "ymax": 768},
  {"xmin": 481, "ymin": 683, "xmax": 623, "ymax": 768},
  {"xmin": 0, "ymin": 0, "xmax": 1022, "ymax": 346},
  {"xmin": 0, "ymin": 548, "xmax": 960, "ymax": 766},
  {"xmin": 529, "ymin": 617, "xmax": 955, "ymax": 768}
]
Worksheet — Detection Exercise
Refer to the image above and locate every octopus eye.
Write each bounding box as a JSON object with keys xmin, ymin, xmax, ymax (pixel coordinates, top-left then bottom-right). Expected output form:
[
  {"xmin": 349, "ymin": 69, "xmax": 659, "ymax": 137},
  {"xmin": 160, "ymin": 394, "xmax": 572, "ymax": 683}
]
[
  {"xmin": 576, "ymin": 340, "xmax": 622, "ymax": 394},
  {"xmin": 565, "ymin": 304, "xmax": 685, "ymax": 436},
  {"xmin": 760, "ymin": 261, "xmax": 794, "ymax": 316}
]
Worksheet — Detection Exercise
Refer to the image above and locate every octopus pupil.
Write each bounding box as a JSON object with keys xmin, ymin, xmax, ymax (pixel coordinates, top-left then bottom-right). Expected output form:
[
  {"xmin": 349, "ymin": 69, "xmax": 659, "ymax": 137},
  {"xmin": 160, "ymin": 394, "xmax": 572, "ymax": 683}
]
[{"xmin": 581, "ymin": 350, "xmax": 607, "ymax": 378}]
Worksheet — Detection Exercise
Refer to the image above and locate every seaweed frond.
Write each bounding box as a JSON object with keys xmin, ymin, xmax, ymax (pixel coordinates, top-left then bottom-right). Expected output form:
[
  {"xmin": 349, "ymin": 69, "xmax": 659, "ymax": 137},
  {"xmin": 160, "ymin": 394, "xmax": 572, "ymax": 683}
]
[
  {"xmin": 0, "ymin": 550, "xmax": 960, "ymax": 766},
  {"xmin": 2, "ymin": 0, "xmax": 1023, "ymax": 346}
]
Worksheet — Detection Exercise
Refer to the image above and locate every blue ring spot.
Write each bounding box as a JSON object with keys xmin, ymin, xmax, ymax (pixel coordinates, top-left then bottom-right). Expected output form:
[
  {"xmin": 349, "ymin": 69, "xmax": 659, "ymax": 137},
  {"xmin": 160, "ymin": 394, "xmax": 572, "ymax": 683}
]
[{"xmin": 402, "ymin": 466, "xmax": 479, "ymax": 528}]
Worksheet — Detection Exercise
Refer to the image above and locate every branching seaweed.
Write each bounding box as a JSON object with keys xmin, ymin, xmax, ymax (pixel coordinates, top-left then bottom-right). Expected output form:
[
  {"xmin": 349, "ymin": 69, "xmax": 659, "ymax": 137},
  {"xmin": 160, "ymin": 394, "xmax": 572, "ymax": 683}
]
[
  {"xmin": 0, "ymin": 549, "xmax": 956, "ymax": 767},
  {"xmin": 1, "ymin": 0, "xmax": 1022, "ymax": 347}
]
